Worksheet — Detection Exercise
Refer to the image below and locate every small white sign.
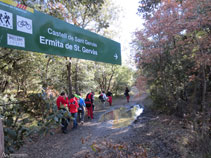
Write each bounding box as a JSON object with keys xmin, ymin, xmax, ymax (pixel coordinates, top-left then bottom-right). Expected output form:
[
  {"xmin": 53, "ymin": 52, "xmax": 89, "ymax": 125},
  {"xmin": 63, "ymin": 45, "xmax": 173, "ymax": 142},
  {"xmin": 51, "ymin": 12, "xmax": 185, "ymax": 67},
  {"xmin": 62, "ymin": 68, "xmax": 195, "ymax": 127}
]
[
  {"xmin": 17, "ymin": 15, "xmax": 32, "ymax": 34},
  {"xmin": 0, "ymin": 9, "xmax": 13, "ymax": 29},
  {"xmin": 7, "ymin": 34, "xmax": 25, "ymax": 48}
]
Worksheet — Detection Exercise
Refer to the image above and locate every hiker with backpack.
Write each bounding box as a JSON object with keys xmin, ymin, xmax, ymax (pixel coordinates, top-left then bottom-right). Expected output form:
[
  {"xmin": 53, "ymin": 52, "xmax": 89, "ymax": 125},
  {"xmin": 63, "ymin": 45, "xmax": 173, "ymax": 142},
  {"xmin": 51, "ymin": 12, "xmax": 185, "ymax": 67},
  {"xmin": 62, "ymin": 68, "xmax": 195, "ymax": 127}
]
[
  {"xmin": 85, "ymin": 92, "xmax": 94, "ymax": 119},
  {"xmin": 68, "ymin": 94, "xmax": 79, "ymax": 129},
  {"xmin": 77, "ymin": 93, "xmax": 86, "ymax": 124},
  {"xmin": 106, "ymin": 91, "xmax": 112, "ymax": 106},
  {"xmin": 99, "ymin": 91, "xmax": 107, "ymax": 106}
]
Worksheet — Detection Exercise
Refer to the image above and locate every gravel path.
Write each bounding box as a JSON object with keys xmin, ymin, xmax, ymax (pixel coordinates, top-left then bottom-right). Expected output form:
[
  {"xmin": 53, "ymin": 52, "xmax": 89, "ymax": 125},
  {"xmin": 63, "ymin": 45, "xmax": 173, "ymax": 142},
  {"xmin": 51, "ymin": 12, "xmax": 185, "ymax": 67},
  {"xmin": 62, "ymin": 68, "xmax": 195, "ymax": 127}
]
[{"xmin": 16, "ymin": 95, "xmax": 195, "ymax": 158}]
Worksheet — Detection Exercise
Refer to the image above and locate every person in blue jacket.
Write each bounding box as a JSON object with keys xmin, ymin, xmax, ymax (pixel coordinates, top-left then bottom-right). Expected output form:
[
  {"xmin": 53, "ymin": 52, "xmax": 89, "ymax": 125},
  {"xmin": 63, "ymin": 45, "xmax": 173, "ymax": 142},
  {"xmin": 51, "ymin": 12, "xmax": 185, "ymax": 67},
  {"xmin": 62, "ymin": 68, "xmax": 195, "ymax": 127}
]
[{"xmin": 77, "ymin": 93, "xmax": 86, "ymax": 124}]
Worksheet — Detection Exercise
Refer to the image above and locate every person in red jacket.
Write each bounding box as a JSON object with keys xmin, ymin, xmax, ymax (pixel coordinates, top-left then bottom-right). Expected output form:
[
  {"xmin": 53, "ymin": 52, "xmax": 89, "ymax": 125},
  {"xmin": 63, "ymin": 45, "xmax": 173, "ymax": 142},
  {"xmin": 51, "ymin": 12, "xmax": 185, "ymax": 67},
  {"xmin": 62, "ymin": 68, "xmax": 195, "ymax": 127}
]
[
  {"xmin": 56, "ymin": 92, "xmax": 69, "ymax": 133},
  {"xmin": 106, "ymin": 91, "xmax": 112, "ymax": 106},
  {"xmin": 68, "ymin": 94, "xmax": 79, "ymax": 129},
  {"xmin": 85, "ymin": 92, "xmax": 94, "ymax": 119},
  {"xmin": 56, "ymin": 92, "xmax": 68, "ymax": 109},
  {"xmin": 124, "ymin": 87, "xmax": 130, "ymax": 103}
]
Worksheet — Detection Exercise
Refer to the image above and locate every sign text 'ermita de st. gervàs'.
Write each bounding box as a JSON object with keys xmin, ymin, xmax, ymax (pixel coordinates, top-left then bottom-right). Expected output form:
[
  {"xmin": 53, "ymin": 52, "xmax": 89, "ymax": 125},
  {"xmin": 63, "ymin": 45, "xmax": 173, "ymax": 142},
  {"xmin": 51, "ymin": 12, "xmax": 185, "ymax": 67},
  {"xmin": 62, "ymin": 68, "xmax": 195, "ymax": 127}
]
[{"xmin": 0, "ymin": 0, "xmax": 121, "ymax": 65}]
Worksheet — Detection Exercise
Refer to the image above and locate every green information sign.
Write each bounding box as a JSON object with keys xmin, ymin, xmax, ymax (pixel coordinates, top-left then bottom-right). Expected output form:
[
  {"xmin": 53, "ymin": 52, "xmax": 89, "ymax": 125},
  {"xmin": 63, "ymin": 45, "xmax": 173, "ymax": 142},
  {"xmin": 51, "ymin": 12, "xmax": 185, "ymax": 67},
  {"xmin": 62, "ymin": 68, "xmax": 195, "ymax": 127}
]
[{"xmin": 0, "ymin": 0, "xmax": 121, "ymax": 65}]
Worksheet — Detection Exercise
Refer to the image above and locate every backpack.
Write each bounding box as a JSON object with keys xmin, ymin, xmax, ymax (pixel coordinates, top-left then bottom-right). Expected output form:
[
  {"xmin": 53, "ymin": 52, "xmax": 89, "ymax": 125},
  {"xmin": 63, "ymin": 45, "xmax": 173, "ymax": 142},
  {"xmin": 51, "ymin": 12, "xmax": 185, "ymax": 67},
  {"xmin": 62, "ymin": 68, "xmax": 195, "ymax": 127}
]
[
  {"xmin": 79, "ymin": 98, "xmax": 85, "ymax": 107},
  {"xmin": 98, "ymin": 94, "xmax": 103, "ymax": 99},
  {"xmin": 68, "ymin": 98, "xmax": 78, "ymax": 112}
]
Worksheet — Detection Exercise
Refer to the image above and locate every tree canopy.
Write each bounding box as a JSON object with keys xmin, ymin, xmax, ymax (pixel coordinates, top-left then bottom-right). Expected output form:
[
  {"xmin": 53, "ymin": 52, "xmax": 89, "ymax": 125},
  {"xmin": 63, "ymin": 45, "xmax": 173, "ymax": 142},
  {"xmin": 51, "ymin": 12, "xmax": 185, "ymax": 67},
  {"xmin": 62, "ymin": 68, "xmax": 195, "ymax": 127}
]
[{"xmin": 133, "ymin": 0, "xmax": 210, "ymax": 156}]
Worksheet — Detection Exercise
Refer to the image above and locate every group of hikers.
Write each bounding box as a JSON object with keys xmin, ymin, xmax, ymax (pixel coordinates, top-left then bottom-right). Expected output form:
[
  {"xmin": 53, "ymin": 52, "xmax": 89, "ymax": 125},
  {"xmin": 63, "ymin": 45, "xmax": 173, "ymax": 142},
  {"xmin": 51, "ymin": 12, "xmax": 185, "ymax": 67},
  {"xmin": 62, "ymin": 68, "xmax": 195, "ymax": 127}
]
[
  {"xmin": 56, "ymin": 87, "xmax": 130, "ymax": 134},
  {"xmin": 98, "ymin": 91, "xmax": 113, "ymax": 106},
  {"xmin": 56, "ymin": 92, "xmax": 94, "ymax": 133}
]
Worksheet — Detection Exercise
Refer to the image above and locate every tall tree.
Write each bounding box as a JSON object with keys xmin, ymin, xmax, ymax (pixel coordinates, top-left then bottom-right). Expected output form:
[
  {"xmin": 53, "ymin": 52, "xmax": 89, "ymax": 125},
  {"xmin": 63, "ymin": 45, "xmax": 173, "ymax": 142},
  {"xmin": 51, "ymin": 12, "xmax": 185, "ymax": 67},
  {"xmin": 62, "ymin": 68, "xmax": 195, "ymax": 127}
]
[{"xmin": 134, "ymin": 0, "xmax": 211, "ymax": 124}]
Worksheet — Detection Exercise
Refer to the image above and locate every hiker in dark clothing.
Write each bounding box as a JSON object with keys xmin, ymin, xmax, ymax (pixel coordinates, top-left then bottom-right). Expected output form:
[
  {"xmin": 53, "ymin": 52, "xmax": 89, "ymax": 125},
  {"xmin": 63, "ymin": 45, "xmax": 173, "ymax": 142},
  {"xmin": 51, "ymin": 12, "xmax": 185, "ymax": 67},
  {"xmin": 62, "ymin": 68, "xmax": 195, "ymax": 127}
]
[
  {"xmin": 85, "ymin": 92, "xmax": 94, "ymax": 119},
  {"xmin": 106, "ymin": 91, "xmax": 112, "ymax": 106},
  {"xmin": 124, "ymin": 87, "xmax": 130, "ymax": 103}
]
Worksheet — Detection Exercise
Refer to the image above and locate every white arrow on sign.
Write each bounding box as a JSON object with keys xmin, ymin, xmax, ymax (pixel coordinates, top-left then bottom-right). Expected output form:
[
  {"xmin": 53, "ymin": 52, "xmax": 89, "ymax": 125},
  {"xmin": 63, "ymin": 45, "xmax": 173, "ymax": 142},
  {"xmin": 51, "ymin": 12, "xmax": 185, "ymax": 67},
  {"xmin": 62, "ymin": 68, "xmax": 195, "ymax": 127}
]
[{"xmin": 114, "ymin": 53, "xmax": 118, "ymax": 60}]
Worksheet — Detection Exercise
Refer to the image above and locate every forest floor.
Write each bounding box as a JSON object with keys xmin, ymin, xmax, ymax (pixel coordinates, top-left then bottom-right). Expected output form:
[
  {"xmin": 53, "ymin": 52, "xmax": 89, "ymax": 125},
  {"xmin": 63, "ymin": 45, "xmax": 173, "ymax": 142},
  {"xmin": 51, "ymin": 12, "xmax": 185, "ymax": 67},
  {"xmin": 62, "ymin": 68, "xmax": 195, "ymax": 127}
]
[{"xmin": 15, "ymin": 94, "xmax": 199, "ymax": 158}]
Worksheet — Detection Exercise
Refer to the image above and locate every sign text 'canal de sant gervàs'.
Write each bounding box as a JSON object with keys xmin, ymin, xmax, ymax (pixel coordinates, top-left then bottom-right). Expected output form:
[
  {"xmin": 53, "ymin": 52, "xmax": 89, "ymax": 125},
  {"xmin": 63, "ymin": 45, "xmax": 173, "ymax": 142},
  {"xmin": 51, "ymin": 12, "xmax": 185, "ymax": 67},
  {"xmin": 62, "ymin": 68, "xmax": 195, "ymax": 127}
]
[{"xmin": 0, "ymin": 0, "xmax": 121, "ymax": 65}]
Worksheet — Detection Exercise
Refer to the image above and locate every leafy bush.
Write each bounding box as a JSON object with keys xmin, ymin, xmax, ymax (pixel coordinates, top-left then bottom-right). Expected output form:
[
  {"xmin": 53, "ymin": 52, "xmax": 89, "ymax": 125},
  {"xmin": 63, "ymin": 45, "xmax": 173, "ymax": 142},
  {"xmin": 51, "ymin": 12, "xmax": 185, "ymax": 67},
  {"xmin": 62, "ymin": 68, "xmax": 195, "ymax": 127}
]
[{"xmin": 0, "ymin": 91, "xmax": 71, "ymax": 153}]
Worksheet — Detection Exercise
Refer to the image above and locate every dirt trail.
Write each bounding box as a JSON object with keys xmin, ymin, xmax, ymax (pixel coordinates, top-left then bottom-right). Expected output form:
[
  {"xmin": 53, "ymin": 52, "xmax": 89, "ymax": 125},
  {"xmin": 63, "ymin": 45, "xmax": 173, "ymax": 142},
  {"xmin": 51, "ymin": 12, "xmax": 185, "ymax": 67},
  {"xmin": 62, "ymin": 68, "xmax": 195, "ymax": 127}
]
[{"xmin": 16, "ymin": 94, "xmax": 195, "ymax": 158}]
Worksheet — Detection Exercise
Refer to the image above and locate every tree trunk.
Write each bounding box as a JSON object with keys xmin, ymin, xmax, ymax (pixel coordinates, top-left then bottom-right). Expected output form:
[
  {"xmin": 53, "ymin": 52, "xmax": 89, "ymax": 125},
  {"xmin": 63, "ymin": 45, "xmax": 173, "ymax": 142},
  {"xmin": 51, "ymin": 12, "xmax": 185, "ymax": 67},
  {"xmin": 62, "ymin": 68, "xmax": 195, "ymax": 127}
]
[
  {"xmin": 45, "ymin": 58, "xmax": 51, "ymax": 89},
  {"xmin": 107, "ymin": 66, "xmax": 115, "ymax": 92},
  {"xmin": 0, "ymin": 119, "xmax": 4, "ymax": 156},
  {"xmin": 1, "ymin": 80, "xmax": 8, "ymax": 93},
  {"xmin": 75, "ymin": 59, "xmax": 79, "ymax": 94},
  {"xmin": 66, "ymin": 57, "xmax": 72, "ymax": 97},
  {"xmin": 201, "ymin": 64, "xmax": 207, "ymax": 137},
  {"xmin": 191, "ymin": 79, "xmax": 198, "ymax": 131}
]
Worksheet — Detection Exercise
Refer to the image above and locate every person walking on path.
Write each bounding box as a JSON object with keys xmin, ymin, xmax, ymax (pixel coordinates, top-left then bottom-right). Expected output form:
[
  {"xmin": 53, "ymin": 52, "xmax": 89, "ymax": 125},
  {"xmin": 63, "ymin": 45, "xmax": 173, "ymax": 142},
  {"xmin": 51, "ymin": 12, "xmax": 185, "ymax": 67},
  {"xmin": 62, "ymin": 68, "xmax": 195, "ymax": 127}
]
[
  {"xmin": 68, "ymin": 94, "xmax": 79, "ymax": 129},
  {"xmin": 99, "ymin": 91, "xmax": 107, "ymax": 106},
  {"xmin": 106, "ymin": 91, "xmax": 112, "ymax": 106},
  {"xmin": 85, "ymin": 92, "xmax": 94, "ymax": 119},
  {"xmin": 77, "ymin": 93, "xmax": 86, "ymax": 124},
  {"xmin": 56, "ymin": 92, "xmax": 68, "ymax": 110},
  {"xmin": 124, "ymin": 87, "xmax": 130, "ymax": 103},
  {"xmin": 56, "ymin": 92, "xmax": 69, "ymax": 133}
]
